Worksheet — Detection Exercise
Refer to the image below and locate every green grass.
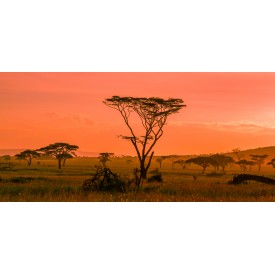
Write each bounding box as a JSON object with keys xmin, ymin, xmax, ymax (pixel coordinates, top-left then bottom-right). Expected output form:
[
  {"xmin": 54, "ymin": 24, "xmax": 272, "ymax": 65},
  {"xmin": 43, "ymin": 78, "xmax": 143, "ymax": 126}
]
[{"xmin": 1, "ymin": 156, "xmax": 275, "ymax": 201}]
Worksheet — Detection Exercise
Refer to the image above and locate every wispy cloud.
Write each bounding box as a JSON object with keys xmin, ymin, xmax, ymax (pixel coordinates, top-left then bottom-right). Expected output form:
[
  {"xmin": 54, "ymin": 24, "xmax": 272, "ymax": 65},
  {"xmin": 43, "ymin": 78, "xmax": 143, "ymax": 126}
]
[
  {"xmin": 170, "ymin": 120, "xmax": 275, "ymax": 134},
  {"xmin": 43, "ymin": 112, "xmax": 94, "ymax": 126}
]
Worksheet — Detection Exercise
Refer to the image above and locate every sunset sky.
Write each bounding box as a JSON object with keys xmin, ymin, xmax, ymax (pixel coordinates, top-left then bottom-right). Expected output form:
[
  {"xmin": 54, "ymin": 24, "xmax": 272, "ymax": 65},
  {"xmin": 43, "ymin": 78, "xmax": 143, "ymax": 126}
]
[{"xmin": 1, "ymin": 72, "xmax": 275, "ymax": 155}]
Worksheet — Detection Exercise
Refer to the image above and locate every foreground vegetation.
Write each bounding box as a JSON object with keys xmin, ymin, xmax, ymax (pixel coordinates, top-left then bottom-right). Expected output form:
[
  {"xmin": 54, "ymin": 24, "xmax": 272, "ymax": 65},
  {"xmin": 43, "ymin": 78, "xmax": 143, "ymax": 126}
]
[{"xmin": 1, "ymin": 156, "xmax": 275, "ymax": 202}]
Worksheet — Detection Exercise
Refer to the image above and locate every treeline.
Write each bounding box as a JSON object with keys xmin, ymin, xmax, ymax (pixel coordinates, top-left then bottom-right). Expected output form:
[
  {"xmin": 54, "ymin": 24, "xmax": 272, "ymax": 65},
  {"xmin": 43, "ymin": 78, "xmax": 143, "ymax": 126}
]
[
  {"xmin": 155, "ymin": 153, "xmax": 274, "ymax": 173},
  {"xmin": 12, "ymin": 142, "xmax": 79, "ymax": 169}
]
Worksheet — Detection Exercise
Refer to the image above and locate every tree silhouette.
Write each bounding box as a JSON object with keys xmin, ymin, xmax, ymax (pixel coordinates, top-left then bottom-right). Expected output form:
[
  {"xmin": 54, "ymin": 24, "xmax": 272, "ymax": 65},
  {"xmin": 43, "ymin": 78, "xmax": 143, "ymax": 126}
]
[
  {"xmin": 98, "ymin": 152, "xmax": 114, "ymax": 167},
  {"xmin": 236, "ymin": 159, "xmax": 250, "ymax": 171},
  {"xmin": 247, "ymin": 160, "xmax": 256, "ymax": 170},
  {"xmin": 104, "ymin": 96, "xmax": 185, "ymax": 179},
  {"xmin": 173, "ymin": 159, "xmax": 188, "ymax": 169},
  {"xmin": 267, "ymin": 158, "xmax": 275, "ymax": 168},
  {"xmin": 15, "ymin": 150, "xmax": 40, "ymax": 166},
  {"xmin": 210, "ymin": 154, "xmax": 235, "ymax": 173},
  {"xmin": 232, "ymin": 148, "xmax": 242, "ymax": 161},
  {"xmin": 156, "ymin": 156, "xmax": 169, "ymax": 169},
  {"xmin": 2, "ymin": 155, "xmax": 11, "ymax": 161},
  {"xmin": 38, "ymin": 142, "xmax": 79, "ymax": 169},
  {"xmin": 250, "ymin": 154, "xmax": 269, "ymax": 171},
  {"xmin": 186, "ymin": 156, "xmax": 217, "ymax": 174},
  {"xmin": 167, "ymin": 155, "xmax": 179, "ymax": 169}
]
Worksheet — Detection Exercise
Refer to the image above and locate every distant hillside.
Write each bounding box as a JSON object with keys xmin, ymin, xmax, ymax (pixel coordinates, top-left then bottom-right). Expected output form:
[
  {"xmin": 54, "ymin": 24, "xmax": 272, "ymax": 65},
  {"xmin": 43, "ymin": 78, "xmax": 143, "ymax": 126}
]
[{"xmin": 228, "ymin": 146, "xmax": 275, "ymax": 161}]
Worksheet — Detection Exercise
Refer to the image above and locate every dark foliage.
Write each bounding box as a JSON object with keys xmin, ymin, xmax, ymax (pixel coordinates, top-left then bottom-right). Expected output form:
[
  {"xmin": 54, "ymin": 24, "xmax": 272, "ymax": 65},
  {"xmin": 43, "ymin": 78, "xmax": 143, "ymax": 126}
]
[
  {"xmin": 147, "ymin": 170, "xmax": 163, "ymax": 183},
  {"xmin": 82, "ymin": 166, "xmax": 130, "ymax": 193}
]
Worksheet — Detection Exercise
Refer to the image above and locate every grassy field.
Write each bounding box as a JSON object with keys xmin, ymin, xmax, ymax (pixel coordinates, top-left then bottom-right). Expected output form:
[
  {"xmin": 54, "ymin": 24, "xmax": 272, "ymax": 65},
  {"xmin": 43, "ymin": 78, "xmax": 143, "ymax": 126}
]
[{"xmin": 1, "ymin": 156, "xmax": 275, "ymax": 202}]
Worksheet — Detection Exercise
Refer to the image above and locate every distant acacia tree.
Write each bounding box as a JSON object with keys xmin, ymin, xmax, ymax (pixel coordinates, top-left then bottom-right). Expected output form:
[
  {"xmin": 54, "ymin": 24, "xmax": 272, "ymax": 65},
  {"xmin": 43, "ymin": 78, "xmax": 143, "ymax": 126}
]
[
  {"xmin": 186, "ymin": 156, "xmax": 217, "ymax": 174},
  {"xmin": 15, "ymin": 150, "xmax": 40, "ymax": 166},
  {"xmin": 247, "ymin": 160, "xmax": 256, "ymax": 170},
  {"xmin": 250, "ymin": 154, "xmax": 269, "ymax": 171},
  {"xmin": 167, "ymin": 155, "xmax": 180, "ymax": 169},
  {"xmin": 232, "ymin": 148, "xmax": 242, "ymax": 161},
  {"xmin": 267, "ymin": 158, "xmax": 275, "ymax": 168},
  {"xmin": 173, "ymin": 159, "xmax": 188, "ymax": 169},
  {"xmin": 236, "ymin": 160, "xmax": 250, "ymax": 171},
  {"xmin": 2, "ymin": 155, "xmax": 11, "ymax": 161},
  {"xmin": 210, "ymin": 154, "xmax": 235, "ymax": 173},
  {"xmin": 104, "ymin": 96, "xmax": 185, "ymax": 179},
  {"xmin": 38, "ymin": 142, "xmax": 79, "ymax": 169},
  {"xmin": 98, "ymin": 152, "xmax": 114, "ymax": 167},
  {"xmin": 156, "ymin": 156, "xmax": 169, "ymax": 169}
]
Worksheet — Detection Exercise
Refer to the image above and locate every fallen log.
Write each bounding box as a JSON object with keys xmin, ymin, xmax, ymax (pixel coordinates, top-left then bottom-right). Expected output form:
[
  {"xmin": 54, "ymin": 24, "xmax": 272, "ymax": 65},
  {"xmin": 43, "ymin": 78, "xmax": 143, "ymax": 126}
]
[{"xmin": 228, "ymin": 174, "xmax": 275, "ymax": 185}]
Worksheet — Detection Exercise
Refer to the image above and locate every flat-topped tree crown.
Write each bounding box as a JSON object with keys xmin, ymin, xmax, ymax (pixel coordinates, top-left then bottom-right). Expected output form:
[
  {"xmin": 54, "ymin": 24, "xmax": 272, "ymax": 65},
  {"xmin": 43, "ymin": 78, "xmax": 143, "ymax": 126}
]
[
  {"xmin": 103, "ymin": 96, "xmax": 186, "ymax": 179},
  {"xmin": 15, "ymin": 149, "xmax": 40, "ymax": 166},
  {"xmin": 38, "ymin": 142, "xmax": 79, "ymax": 169},
  {"xmin": 250, "ymin": 154, "xmax": 269, "ymax": 171}
]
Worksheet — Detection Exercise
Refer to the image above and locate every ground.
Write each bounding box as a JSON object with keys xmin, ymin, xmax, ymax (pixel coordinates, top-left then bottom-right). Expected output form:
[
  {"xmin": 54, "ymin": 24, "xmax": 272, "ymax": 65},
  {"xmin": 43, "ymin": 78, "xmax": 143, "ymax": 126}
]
[{"xmin": 1, "ymin": 156, "xmax": 275, "ymax": 202}]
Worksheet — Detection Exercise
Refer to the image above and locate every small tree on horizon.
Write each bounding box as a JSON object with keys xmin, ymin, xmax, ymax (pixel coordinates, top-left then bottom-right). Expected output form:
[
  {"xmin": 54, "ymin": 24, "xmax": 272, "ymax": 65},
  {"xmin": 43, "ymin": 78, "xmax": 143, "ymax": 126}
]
[
  {"xmin": 2, "ymin": 155, "xmax": 11, "ymax": 161},
  {"xmin": 15, "ymin": 150, "xmax": 40, "ymax": 166},
  {"xmin": 98, "ymin": 152, "xmax": 114, "ymax": 167},
  {"xmin": 232, "ymin": 148, "xmax": 242, "ymax": 161},
  {"xmin": 267, "ymin": 158, "xmax": 275, "ymax": 168},
  {"xmin": 156, "ymin": 156, "xmax": 169, "ymax": 169},
  {"xmin": 236, "ymin": 159, "xmax": 250, "ymax": 171},
  {"xmin": 38, "ymin": 142, "xmax": 79, "ymax": 169},
  {"xmin": 250, "ymin": 154, "xmax": 269, "ymax": 171},
  {"xmin": 103, "ymin": 96, "xmax": 186, "ymax": 179},
  {"xmin": 167, "ymin": 155, "xmax": 180, "ymax": 170},
  {"xmin": 173, "ymin": 159, "xmax": 188, "ymax": 169}
]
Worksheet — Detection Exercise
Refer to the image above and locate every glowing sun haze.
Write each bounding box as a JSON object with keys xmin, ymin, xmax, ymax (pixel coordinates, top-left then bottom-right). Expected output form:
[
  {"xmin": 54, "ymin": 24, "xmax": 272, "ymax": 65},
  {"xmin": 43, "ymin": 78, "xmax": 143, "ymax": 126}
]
[{"xmin": 1, "ymin": 72, "xmax": 275, "ymax": 155}]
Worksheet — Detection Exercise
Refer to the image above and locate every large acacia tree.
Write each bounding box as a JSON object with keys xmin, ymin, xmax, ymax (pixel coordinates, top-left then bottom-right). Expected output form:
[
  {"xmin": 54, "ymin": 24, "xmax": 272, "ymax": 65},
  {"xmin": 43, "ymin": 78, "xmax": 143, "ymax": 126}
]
[
  {"xmin": 38, "ymin": 142, "xmax": 79, "ymax": 169},
  {"xmin": 104, "ymin": 96, "xmax": 185, "ymax": 178}
]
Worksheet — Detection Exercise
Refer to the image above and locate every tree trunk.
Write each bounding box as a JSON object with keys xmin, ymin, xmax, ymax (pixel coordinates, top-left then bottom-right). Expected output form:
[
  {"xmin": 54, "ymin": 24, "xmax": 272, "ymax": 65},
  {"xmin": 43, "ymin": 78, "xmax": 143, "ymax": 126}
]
[
  {"xmin": 202, "ymin": 166, "xmax": 206, "ymax": 174},
  {"xmin": 58, "ymin": 158, "xmax": 62, "ymax": 169},
  {"xmin": 229, "ymin": 174, "xmax": 275, "ymax": 185},
  {"xmin": 140, "ymin": 163, "xmax": 147, "ymax": 179}
]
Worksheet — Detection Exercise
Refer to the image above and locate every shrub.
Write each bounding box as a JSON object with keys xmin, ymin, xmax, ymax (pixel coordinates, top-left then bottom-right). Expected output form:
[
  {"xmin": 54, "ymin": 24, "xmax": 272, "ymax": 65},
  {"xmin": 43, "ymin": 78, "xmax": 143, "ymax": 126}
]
[
  {"xmin": 147, "ymin": 170, "xmax": 163, "ymax": 183},
  {"xmin": 82, "ymin": 166, "xmax": 130, "ymax": 193}
]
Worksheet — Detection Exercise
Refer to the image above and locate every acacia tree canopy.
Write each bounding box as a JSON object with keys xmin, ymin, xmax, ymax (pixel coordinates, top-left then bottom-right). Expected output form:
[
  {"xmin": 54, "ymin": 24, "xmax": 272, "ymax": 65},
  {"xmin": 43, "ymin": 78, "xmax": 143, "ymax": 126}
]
[
  {"xmin": 98, "ymin": 152, "xmax": 114, "ymax": 167},
  {"xmin": 38, "ymin": 142, "xmax": 79, "ymax": 169},
  {"xmin": 103, "ymin": 96, "xmax": 186, "ymax": 179},
  {"xmin": 250, "ymin": 154, "xmax": 269, "ymax": 171},
  {"xmin": 15, "ymin": 150, "xmax": 40, "ymax": 166},
  {"xmin": 186, "ymin": 156, "xmax": 217, "ymax": 174},
  {"xmin": 267, "ymin": 158, "xmax": 275, "ymax": 168},
  {"xmin": 236, "ymin": 159, "xmax": 250, "ymax": 171},
  {"xmin": 210, "ymin": 154, "xmax": 235, "ymax": 173}
]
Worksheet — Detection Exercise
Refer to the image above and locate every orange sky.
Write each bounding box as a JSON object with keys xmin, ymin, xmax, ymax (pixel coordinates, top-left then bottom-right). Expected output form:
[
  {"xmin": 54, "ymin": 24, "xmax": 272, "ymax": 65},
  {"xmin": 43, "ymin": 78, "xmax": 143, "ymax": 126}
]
[{"xmin": 1, "ymin": 72, "xmax": 275, "ymax": 155}]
